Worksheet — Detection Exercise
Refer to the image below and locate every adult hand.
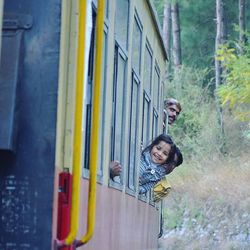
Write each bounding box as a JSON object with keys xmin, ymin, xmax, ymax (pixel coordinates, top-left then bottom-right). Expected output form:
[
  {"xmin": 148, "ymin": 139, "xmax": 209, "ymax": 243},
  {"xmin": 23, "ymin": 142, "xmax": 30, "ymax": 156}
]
[{"xmin": 110, "ymin": 161, "xmax": 122, "ymax": 179}]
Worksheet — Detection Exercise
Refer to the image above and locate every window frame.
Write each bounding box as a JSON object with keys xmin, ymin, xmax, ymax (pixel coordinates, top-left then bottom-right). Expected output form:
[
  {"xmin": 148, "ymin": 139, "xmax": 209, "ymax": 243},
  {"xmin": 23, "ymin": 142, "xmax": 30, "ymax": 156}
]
[
  {"xmin": 126, "ymin": 71, "xmax": 140, "ymax": 193},
  {"xmin": 109, "ymin": 43, "xmax": 128, "ymax": 187},
  {"xmin": 131, "ymin": 10, "xmax": 143, "ymax": 76}
]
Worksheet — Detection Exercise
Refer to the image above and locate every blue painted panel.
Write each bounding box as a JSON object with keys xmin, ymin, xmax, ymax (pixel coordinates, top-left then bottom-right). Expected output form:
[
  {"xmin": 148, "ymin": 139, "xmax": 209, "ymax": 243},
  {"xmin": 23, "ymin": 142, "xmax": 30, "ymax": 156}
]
[
  {"xmin": 0, "ymin": 1, "xmax": 62, "ymax": 249},
  {"xmin": 0, "ymin": 30, "xmax": 22, "ymax": 151}
]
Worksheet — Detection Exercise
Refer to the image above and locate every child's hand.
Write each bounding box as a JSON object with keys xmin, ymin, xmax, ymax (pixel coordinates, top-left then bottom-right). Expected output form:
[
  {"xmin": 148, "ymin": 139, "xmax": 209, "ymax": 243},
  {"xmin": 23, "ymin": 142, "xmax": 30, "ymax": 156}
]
[{"xmin": 110, "ymin": 161, "xmax": 122, "ymax": 179}]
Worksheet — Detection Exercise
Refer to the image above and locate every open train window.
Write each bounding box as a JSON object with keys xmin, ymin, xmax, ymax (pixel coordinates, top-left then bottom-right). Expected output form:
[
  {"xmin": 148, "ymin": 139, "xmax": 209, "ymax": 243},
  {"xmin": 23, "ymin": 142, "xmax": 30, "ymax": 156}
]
[
  {"xmin": 151, "ymin": 62, "xmax": 160, "ymax": 139},
  {"xmin": 153, "ymin": 62, "xmax": 160, "ymax": 111},
  {"xmin": 110, "ymin": 0, "xmax": 129, "ymax": 185},
  {"xmin": 127, "ymin": 72, "xmax": 140, "ymax": 191},
  {"xmin": 141, "ymin": 41, "xmax": 153, "ymax": 148},
  {"xmin": 83, "ymin": 1, "xmax": 109, "ymax": 179},
  {"xmin": 152, "ymin": 108, "xmax": 158, "ymax": 139},
  {"xmin": 127, "ymin": 13, "xmax": 142, "ymax": 192},
  {"xmin": 141, "ymin": 91, "xmax": 151, "ymax": 147},
  {"xmin": 83, "ymin": 5, "xmax": 96, "ymax": 172},
  {"xmin": 98, "ymin": 26, "xmax": 108, "ymax": 177},
  {"xmin": 110, "ymin": 44, "xmax": 127, "ymax": 185}
]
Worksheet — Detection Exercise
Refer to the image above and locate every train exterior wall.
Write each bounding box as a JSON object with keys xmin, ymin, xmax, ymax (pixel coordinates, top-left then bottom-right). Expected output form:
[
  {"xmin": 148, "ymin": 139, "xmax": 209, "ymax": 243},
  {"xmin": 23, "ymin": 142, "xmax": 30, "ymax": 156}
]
[
  {"xmin": 0, "ymin": 0, "xmax": 167, "ymax": 249},
  {"xmin": 55, "ymin": 0, "xmax": 167, "ymax": 248},
  {"xmin": 77, "ymin": 179, "xmax": 159, "ymax": 250}
]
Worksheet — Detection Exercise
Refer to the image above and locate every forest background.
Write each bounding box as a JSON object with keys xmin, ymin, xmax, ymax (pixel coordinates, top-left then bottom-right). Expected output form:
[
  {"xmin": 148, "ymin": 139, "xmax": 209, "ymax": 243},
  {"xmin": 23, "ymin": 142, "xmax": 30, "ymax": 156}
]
[{"xmin": 152, "ymin": 0, "xmax": 250, "ymax": 249}]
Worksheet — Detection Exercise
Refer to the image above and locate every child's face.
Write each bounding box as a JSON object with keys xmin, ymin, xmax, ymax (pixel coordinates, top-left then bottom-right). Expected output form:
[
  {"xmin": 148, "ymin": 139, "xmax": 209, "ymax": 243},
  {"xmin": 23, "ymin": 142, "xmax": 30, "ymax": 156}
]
[{"xmin": 150, "ymin": 141, "xmax": 171, "ymax": 165}]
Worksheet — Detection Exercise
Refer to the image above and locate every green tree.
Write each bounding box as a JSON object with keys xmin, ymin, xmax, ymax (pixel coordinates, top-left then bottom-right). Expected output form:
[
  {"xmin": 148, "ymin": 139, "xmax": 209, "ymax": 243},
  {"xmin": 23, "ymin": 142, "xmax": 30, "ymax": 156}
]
[
  {"xmin": 153, "ymin": 0, "xmax": 250, "ymax": 71},
  {"xmin": 217, "ymin": 38, "xmax": 250, "ymax": 125},
  {"xmin": 165, "ymin": 66, "xmax": 218, "ymax": 157}
]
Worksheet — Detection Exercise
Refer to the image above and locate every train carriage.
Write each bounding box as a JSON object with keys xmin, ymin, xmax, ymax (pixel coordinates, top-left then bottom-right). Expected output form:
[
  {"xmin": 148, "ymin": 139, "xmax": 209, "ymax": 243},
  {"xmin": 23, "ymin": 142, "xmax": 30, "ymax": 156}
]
[{"xmin": 0, "ymin": 0, "xmax": 168, "ymax": 249}]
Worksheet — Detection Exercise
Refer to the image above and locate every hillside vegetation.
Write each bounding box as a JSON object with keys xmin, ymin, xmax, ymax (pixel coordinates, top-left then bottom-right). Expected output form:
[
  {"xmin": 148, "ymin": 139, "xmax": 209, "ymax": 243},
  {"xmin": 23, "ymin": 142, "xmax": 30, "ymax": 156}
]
[
  {"xmin": 151, "ymin": 1, "xmax": 250, "ymax": 248},
  {"xmin": 160, "ymin": 145, "xmax": 250, "ymax": 249},
  {"xmin": 160, "ymin": 66, "xmax": 250, "ymax": 249}
]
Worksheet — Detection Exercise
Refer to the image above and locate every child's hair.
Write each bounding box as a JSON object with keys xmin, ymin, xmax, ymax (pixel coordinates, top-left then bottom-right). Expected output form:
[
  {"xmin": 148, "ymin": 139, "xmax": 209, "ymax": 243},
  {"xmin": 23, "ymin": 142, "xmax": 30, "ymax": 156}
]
[
  {"xmin": 174, "ymin": 146, "xmax": 183, "ymax": 167},
  {"xmin": 142, "ymin": 134, "xmax": 176, "ymax": 164}
]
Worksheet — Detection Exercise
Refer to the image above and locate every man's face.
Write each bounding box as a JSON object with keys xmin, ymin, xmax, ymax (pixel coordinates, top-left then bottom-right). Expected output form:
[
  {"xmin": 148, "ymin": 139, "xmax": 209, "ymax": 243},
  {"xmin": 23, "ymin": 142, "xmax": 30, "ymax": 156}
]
[{"xmin": 167, "ymin": 104, "xmax": 180, "ymax": 125}]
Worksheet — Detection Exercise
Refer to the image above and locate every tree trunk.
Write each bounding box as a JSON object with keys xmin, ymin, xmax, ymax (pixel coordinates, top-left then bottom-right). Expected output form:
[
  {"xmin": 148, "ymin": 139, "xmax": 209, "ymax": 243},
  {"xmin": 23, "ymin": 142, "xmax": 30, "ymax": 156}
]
[
  {"xmin": 171, "ymin": 3, "xmax": 182, "ymax": 68},
  {"xmin": 163, "ymin": 2, "xmax": 171, "ymax": 59},
  {"xmin": 215, "ymin": 0, "xmax": 225, "ymax": 89},
  {"xmin": 215, "ymin": 0, "xmax": 226, "ymax": 153},
  {"xmin": 163, "ymin": 2, "xmax": 172, "ymax": 79},
  {"xmin": 239, "ymin": 0, "xmax": 246, "ymax": 47}
]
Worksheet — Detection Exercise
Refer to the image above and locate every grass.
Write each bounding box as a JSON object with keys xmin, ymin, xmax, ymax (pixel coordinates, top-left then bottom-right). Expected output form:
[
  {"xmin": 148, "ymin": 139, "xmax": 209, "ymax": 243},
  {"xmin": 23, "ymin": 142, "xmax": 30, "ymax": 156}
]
[{"xmin": 159, "ymin": 150, "xmax": 250, "ymax": 249}]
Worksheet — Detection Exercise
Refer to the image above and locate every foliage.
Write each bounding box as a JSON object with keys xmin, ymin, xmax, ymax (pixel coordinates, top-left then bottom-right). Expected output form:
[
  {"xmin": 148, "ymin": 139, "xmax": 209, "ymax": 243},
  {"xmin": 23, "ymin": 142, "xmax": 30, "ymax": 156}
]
[
  {"xmin": 178, "ymin": 0, "xmax": 216, "ymax": 69},
  {"xmin": 166, "ymin": 65, "xmax": 250, "ymax": 160},
  {"xmin": 152, "ymin": 0, "xmax": 165, "ymax": 25},
  {"xmin": 152, "ymin": 0, "xmax": 250, "ymax": 73},
  {"xmin": 217, "ymin": 36, "xmax": 250, "ymax": 129},
  {"xmin": 165, "ymin": 65, "xmax": 220, "ymax": 158},
  {"xmin": 163, "ymin": 199, "xmax": 185, "ymax": 230},
  {"xmin": 153, "ymin": 0, "xmax": 216, "ymax": 70}
]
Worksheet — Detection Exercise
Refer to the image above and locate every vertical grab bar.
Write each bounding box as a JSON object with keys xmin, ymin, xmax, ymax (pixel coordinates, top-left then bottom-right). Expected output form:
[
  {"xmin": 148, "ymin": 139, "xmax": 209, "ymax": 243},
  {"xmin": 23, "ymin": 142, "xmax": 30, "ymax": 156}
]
[
  {"xmin": 77, "ymin": 0, "xmax": 105, "ymax": 246},
  {"xmin": 63, "ymin": 0, "xmax": 87, "ymax": 245}
]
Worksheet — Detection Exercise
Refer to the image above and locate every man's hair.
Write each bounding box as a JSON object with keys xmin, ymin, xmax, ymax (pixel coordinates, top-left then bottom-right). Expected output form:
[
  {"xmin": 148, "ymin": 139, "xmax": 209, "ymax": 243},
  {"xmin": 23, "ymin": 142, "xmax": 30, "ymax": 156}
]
[{"xmin": 164, "ymin": 98, "xmax": 182, "ymax": 112}]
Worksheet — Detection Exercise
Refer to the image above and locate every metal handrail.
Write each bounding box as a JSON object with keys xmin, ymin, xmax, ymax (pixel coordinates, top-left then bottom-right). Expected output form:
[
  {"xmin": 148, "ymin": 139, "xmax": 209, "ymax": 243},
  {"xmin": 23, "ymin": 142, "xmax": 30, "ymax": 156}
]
[
  {"xmin": 77, "ymin": 0, "xmax": 105, "ymax": 246},
  {"xmin": 64, "ymin": 0, "xmax": 87, "ymax": 245}
]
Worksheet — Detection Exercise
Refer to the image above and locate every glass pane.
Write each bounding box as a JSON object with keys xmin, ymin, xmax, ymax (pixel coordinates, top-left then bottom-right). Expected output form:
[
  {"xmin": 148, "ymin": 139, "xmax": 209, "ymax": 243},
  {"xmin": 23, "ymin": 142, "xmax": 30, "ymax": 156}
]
[
  {"xmin": 153, "ymin": 66, "xmax": 160, "ymax": 110},
  {"xmin": 98, "ymin": 31, "xmax": 108, "ymax": 176},
  {"xmin": 115, "ymin": 0, "xmax": 129, "ymax": 49},
  {"xmin": 105, "ymin": 0, "xmax": 109, "ymax": 19},
  {"xmin": 142, "ymin": 96, "xmax": 150, "ymax": 147},
  {"xmin": 84, "ymin": 104, "xmax": 92, "ymax": 169},
  {"xmin": 152, "ymin": 109, "xmax": 158, "ymax": 139},
  {"xmin": 83, "ymin": 8, "xmax": 96, "ymax": 170},
  {"xmin": 114, "ymin": 52, "xmax": 126, "ymax": 163},
  {"xmin": 132, "ymin": 17, "xmax": 142, "ymax": 75},
  {"xmin": 143, "ymin": 45, "xmax": 152, "ymax": 94},
  {"xmin": 128, "ymin": 76, "xmax": 139, "ymax": 189}
]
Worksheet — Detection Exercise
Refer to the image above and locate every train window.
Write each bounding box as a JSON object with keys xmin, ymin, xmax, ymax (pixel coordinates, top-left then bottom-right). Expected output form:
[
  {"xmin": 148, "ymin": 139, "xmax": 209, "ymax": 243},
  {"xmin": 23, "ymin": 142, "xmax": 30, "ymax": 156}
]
[
  {"xmin": 151, "ymin": 62, "xmax": 160, "ymax": 139},
  {"xmin": 153, "ymin": 62, "xmax": 160, "ymax": 111},
  {"xmin": 127, "ymin": 72, "xmax": 140, "ymax": 191},
  {"xmin": 126, "ymin": 13, "xmax": 142, "ymax": 191},
  {"xmin": 131, "ymin": 13, "xmax": 142, "ymax": 76},
  {"xmin": 143, "ymin": 42, "xmax": 153, "ymax": 95},
  {"xmin": 110, "ymin": 44, "xmax": 127, "ymax": 183},
  {"xmin": 105, "ymin": 0, "xmax": 109, "ymax": 19},
  {"xmin": 83, "ymin": 7, "xmax": 96, "ymax": 170},
  {"xmin": 115, "ymin": 0, "xmax": 129, "ymax": 50},
  {"xmin": 98, "ymin": 27, "xmax": 108, "ymax": 176},
  {"xmin": 141, "ymin": 41, "xmax": 153, "ymax": 147},
  {"xmin": 141, "ymin": 92, "xmax": 151, "ymax": 147},
  {"xmin": 152, "ymin": 108, "xmax": 158, "ymax": 139}
]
